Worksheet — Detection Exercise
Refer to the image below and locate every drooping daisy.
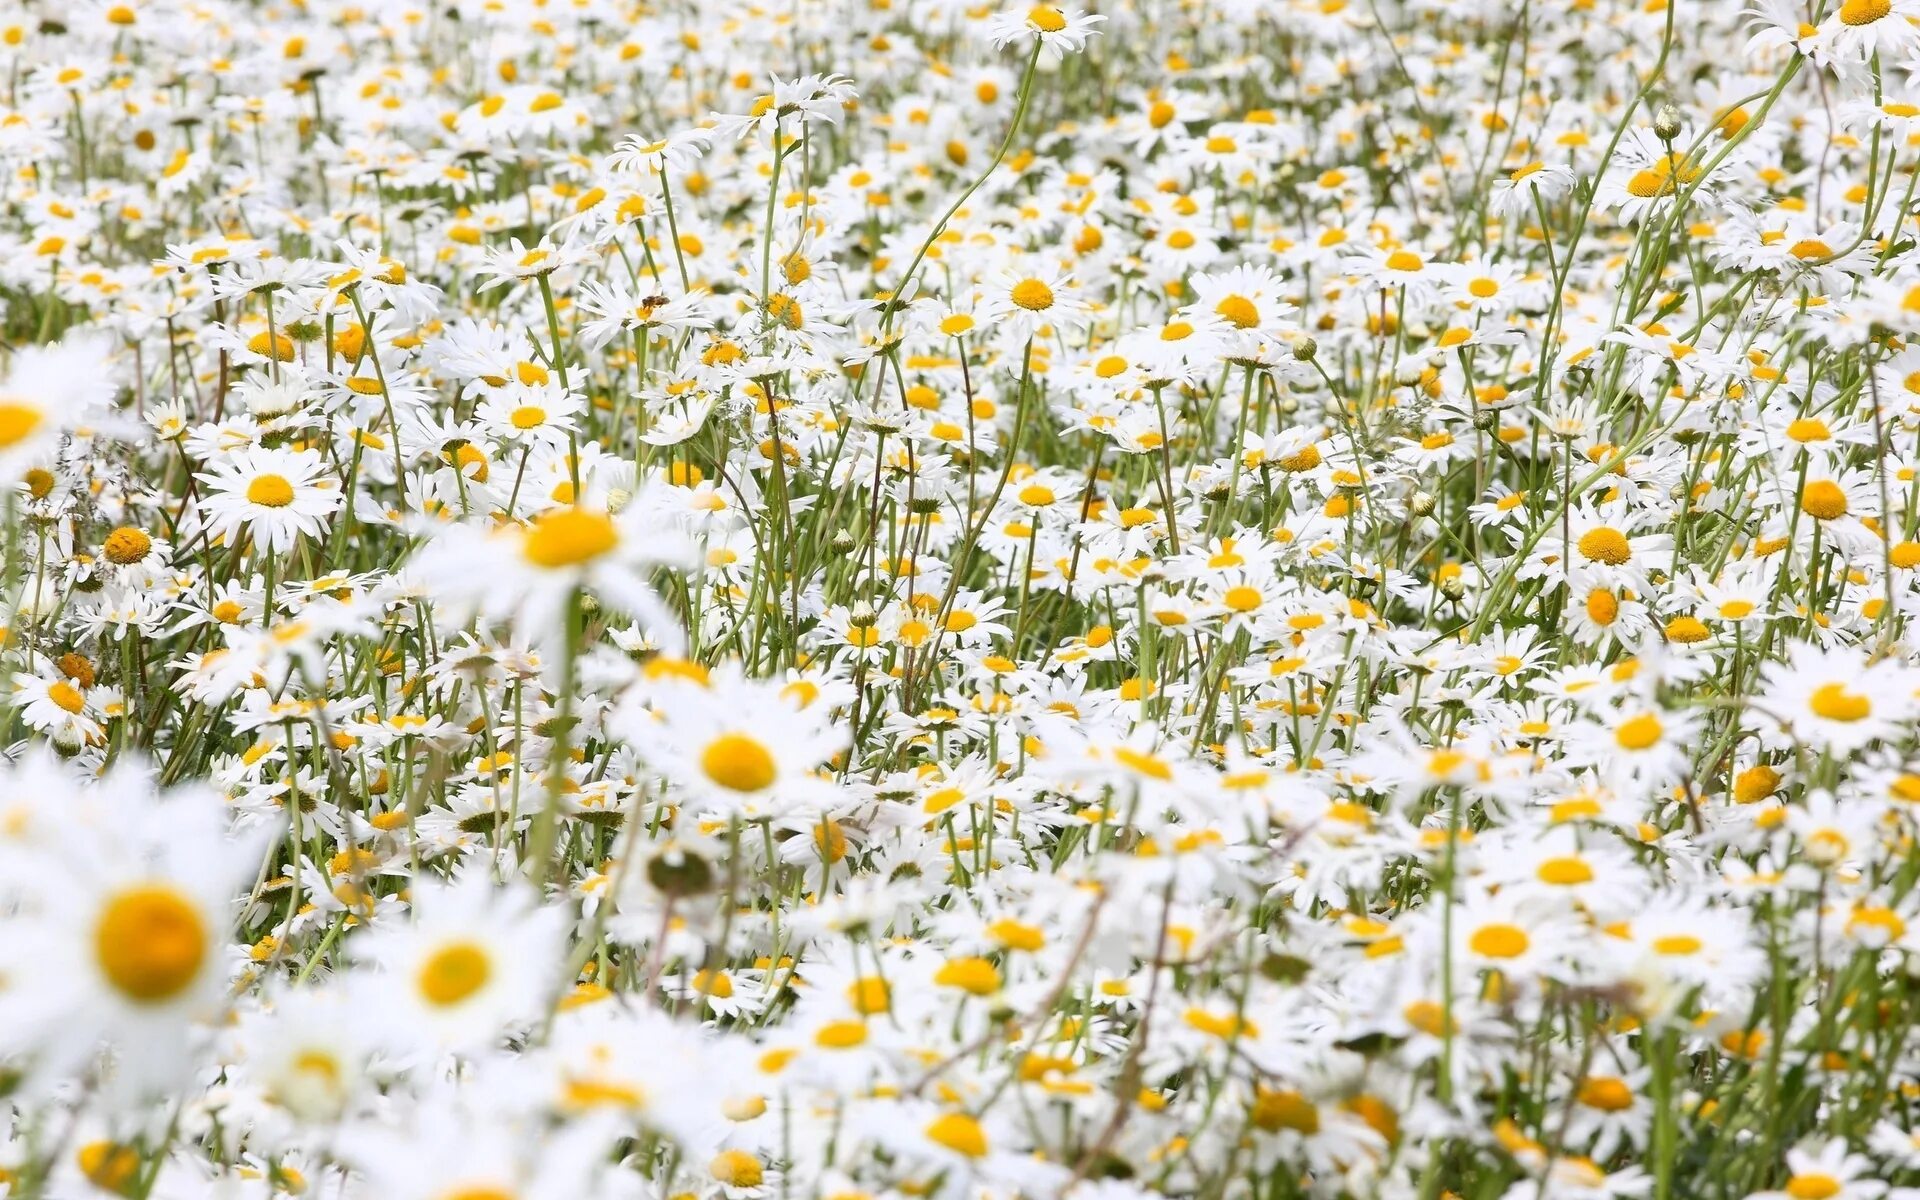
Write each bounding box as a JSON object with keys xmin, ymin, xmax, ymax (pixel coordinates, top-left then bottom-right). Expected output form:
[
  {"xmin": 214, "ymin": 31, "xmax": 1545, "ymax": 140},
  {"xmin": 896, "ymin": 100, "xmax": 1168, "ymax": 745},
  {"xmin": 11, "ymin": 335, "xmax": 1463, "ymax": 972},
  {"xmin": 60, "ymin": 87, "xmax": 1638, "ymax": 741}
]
[{"xmin": 984, "ymin": 6, "xmax": 1107, "ymax": 58}]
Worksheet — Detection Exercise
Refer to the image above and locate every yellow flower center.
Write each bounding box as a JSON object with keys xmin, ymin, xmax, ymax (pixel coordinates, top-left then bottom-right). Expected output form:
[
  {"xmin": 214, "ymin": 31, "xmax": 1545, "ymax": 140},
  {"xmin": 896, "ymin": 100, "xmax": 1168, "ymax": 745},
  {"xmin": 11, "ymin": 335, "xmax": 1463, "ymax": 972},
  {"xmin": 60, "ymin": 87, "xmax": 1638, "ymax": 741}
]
[
  {"xmin": 1010, "ymin": 278, "xmax": 1055, "ymax": 311},
  {"xmin": 104, "ymin": 526, "xmax": 153, "ymax": 565},
  {"xmin": 246, "ymin": 473, "xmax": 296, "ymax": 507},
  {"xmin": 1735, "ymin": 765, "xmax": 1781, "ymax": 803},
  {"xmin": 1536, "ymin": 856, "xmax": 1594, "ymax": 885},
  {"xmin": 1809, "ymin": 682, "xmax": 1871, "ymax": 722},
  {"xmin": 925, "ymin": 1112, "xmax": 988, "ymax": 1157},
  {"xmin": 1384, "ymin": 250, "xmax": 1424, "ymax": 272},
  {"xmin": 1250, "ymin": 1087, "xmax": 1319, "ymax": 1134},
  {"xmin": 1027, "ymin": 5, "xmax": 1069, "ymax": 31},
  {"xmin": 1279, "ymin": 445, "xmax": 1321, "ymax": 472},
  {"xmin": 1576, "ymin": 1077, "xmax": 1633, "ymax": 1111},
  {"xmin": 1615, "ymin": 713, "xmax": 1663, "ymax": 750},
  {"xmin": 1839, "ymin": 0, "xmax": 1890, "ymax": 24},
  {"xmin": 510, "ymin": 405, "xmax": 547, "ymax": 430},
  {"xmin": 78, "ymin": 1143, "xmax": 142, "ymax": 1193},
  {"xmin": 522, "ymin": 507, "xmax": 619, "ymax": 568},
  {"xmin": 815, "ymin": 1019, "xmax": 868, "ymax": 1048},
  {"xmin": 1469, "ymin": 923, "xmax": 1529, "ymax": 959},
  {"xmin": 934, "ymin": 956, "xmax": 1003, "ymax": 995},
  {"xmin": 710, "ymin": 1150, "xmax": 765, "ymax": 1187},
  {"xmin": 845, "ymin": 975, "xmax": 891, "ymax": 1014},
  {"xmin": 417, "ymin": 942, "xmax": 491, "ymax": 1006},
  {"xmin": 1577, "ymin": 526, "xmax": 1631, "ymax": 565},
  {"xmin": 700, "ymin": 733, "xmax": 778, "ymax": 792},
  {"xmin": 1786, "ymin": 1175, "xmax": 1843, "ymax": 1200},
  {"xmin": 1215, "ymin": 294, "xmax": 1259, "ymax": 328},
  {"xmin": 1800, "ymin": 480, "xmax": 1848, "ymax": 520},
  {"xmin": 95, "ymin": 885, "xmax": 206, "ymax": 1003},
  {"xmin": 0, "ymin": 399, "xmax": 43, "ymax": 448},
  {"xmin": 248, "ymin": 331, "xmax": 295, "ymax": 360},
  {"xmin": 1664, "ymin": 616, "xmax": 1709, "ymax": 643},
  {"xmin": 1625, "ymin": 151, "xmax": 1703, "ymax": 200}
]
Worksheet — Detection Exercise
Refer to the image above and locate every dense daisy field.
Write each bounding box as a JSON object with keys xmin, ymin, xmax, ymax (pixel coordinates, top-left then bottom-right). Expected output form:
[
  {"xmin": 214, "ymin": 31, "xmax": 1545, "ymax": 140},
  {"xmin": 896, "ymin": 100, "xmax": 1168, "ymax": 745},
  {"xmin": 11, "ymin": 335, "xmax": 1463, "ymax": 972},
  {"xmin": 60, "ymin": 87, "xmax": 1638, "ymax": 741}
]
[{"xmin": 8, "ymin": 0, "xmax": 1920, "ymax": 1197}]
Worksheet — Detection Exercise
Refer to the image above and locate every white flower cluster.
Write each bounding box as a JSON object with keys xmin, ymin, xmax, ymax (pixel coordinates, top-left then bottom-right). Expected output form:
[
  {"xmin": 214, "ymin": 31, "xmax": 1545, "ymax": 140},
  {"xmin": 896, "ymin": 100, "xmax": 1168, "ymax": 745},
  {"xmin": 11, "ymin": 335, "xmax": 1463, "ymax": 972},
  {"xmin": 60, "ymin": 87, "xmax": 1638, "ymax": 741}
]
[{"xmin": 4, "ymin": 1, "xmax": 1920, "ymax": 1199}]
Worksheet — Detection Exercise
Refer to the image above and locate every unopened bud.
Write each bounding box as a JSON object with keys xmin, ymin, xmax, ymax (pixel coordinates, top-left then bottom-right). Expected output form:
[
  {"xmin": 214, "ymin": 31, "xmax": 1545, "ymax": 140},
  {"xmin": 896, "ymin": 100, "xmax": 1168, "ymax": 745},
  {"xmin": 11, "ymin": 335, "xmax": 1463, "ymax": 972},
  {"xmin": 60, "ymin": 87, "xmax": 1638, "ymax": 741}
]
[
  {"xmin": 1409, "ymin": 491, "xmax": 1437, "ymax": 517},
  {"xmin": 848, "ymin": 603, "xmax": 878, "ymax": 629},
  {"xmin": 647, "ymin": 846, "xmax": 714, "ymax": 896},
  {"xmin": 1653, "ymin": 104, "xmax": 1683, "ymax": 142},
  {"xmin": 829, "ymin": 529, "xmax": 857, "ymax": 555},
  {"xmin": 1440, "ymin": 575, "xmax": 1467, "ymax": 601},
  {"xmin": 1290, "ymin": 335, "xmax": 1318, "ymax": 362}
]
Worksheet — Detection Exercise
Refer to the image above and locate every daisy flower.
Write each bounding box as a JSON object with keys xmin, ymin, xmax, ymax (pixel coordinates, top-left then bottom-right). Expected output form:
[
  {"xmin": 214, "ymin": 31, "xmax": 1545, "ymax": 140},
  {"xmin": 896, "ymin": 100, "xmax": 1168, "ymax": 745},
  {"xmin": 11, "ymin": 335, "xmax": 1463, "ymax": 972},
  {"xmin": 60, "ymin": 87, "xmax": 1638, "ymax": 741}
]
[
  {"xmin": 984, "ymin": 6, "xmax": 1107, "ymax": 58},
  {"xmin": 347, "ymin": 871, "xmax": 568, "ymax": 1056},
  {"xmin": 197, "ymin": 446, "xmax": 344, "ymax": 554}
]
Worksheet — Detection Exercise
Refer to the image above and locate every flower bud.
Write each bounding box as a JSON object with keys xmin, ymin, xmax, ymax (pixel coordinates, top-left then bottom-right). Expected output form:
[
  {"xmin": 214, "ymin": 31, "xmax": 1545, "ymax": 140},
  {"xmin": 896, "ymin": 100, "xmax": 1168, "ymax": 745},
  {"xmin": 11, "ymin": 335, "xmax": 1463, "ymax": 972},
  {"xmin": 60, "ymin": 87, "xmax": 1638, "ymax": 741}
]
[{"xmin": 647, "ymin": 845, "xmax": 715, "ymax": 897}]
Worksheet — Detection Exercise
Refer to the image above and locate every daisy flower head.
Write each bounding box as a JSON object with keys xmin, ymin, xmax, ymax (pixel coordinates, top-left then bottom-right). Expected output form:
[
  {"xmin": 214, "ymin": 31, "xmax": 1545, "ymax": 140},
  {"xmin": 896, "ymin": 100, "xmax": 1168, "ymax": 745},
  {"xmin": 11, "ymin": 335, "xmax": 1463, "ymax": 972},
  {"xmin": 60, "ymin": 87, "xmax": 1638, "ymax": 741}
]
[
  {"xmin": 0, "ymin": 755, "xmax": 270, "ymax": 1102},
  {"xmin": 615, "ymin": 669, "xmax": 848, "ymax": 819},
  {"xmin": 1822, "ymin": 0, "xmax": 1920, "ymax": 62},
  {"xmin": 604, "ymin": 128, "xmax": 712, "ymax": 177},
  {"xmin": 196, "ymin": 445, "xmax": 344, "ymax": 555},
  {"xmin": 0, "ymin": 331, "xmax": 119, "ymax": 479},
  {"xmin": 978, "ymin": 267, "xmax": 1092, "ymax": 341},
  {"xmin": 347, "ymin": 869, "xmax": 568, "ymax": 1056},
  {"xmin": 1757, "ymin": 642, "xmax": 1918, "ymax": 753},
  {"xmin": 985, "ymin": 6, "xmax": 1107, "ymax": 58},
  {"xmin": 1749, "ymin": 1139, "xmax": 1885, "ymax": 1200},
  {"xmin": 9, "ymin": 668, "xmax": 107, "ymax": 748},
  {"xmin": 1488, "ymin": 160, "xmax": 1577, "ymax": 219},
  {"xmin": 414, "ymin": 492, "xmax": 695, "ymax": 653}
]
